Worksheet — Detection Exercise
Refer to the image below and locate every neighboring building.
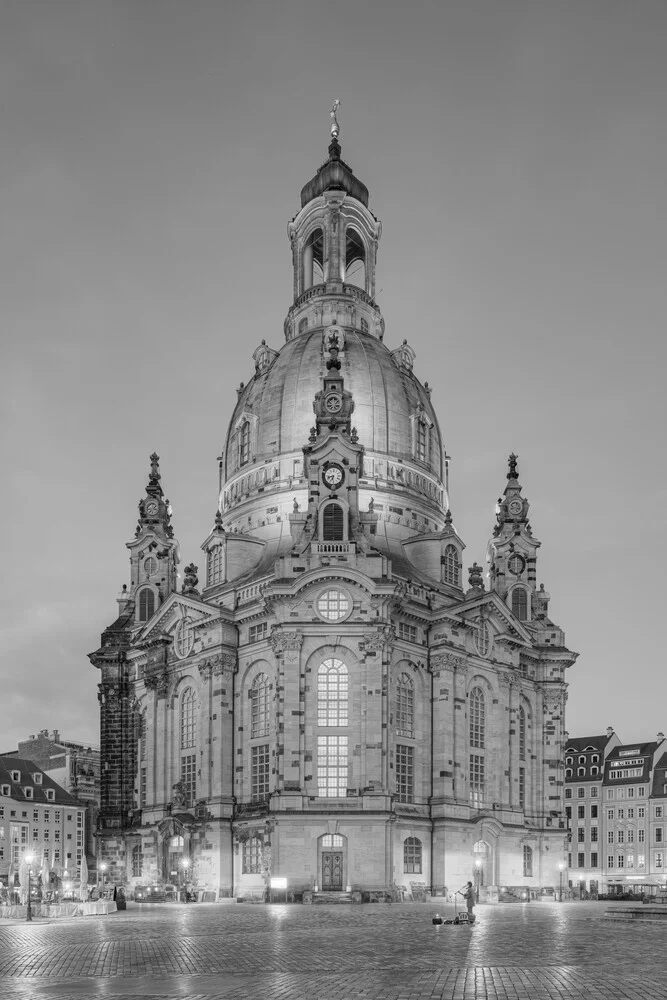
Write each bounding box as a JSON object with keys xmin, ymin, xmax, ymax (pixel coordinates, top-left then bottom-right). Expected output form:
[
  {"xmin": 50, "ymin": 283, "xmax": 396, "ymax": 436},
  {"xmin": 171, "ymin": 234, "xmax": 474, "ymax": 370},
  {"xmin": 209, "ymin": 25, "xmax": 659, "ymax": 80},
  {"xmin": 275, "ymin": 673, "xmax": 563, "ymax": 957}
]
[
  {"xmin": 602, "ymin": 735, "xmax": 667, "ymax": 895},
  {"xmin": 564, "ymin": 729, "xmax": 620, "ymax": 894},
  {"xmin": 0, "ymin": 756, "xmax": 86, "ymax": 884},
  {"xmin": 90, "ymin": 120, "xmax": 578, "ymax": 900},
  {"xmin": 5, "ymin": 731, "xmax": 100, "ymax": 865},
  {"xmin": 649, "ymin": 752, "xmax": 667, "ymax": 884}
]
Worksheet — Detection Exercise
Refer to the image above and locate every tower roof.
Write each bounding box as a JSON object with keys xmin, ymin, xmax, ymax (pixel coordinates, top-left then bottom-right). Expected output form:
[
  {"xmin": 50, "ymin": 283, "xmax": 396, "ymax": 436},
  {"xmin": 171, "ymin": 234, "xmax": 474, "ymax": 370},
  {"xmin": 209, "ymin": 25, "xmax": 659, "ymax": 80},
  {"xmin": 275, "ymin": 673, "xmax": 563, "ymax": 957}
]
[{"xmin": 300, "ymin": 133, "xmax": 369, "ymax": 209}]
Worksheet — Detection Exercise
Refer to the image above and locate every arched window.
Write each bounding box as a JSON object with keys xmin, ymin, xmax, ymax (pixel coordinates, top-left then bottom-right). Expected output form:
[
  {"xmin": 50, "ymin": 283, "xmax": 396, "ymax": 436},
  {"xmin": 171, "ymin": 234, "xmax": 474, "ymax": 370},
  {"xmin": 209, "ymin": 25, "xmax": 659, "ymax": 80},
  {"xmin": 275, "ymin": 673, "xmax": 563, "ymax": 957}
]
[
  {"xmin": 318, "ymin": 659, "xmax": 348, "ymax": 726},
  {"xmin": 303, "ymin": 227, "xmax": 324, "ymax": 289},
  {"xmin": 345, "ymin": 227, "xmax": 366, "ymax": 289},
  {"xmin": 396, "ymin": 673, "xmax": 414, "ymax": 738},
  {"xmin": 523, "ymin": 845, "xmax": 533, "ymax": 877},
  {"xmin": 132, "ymin": 844, "xmax": 143, "ymax": 878},
  {"xmin": 239, "ymin": 421, "xmax": 251, "ymax": 466},
  {"xmin": 180, "ymin": 688, "xmax": 196, "ymax": 806},
  {"xmin": 511, "ymin": 587, "xmax": 528, "ymax": 621},
  {"xmin": 322, "ymin": 503, "xmax": 344, "ymax": 541},
  {"xmin": 469, "ymin": 687, "xmax": 485, "ymax": 749},
  {"xmin": 565, "ymin": 768, "xmax": 573, "ymax": 778},
  {"xmin": 180, "ymin": 689, "xmax": 196, "ymax": 750},
  {"xmin": 251, "ymin": 673, "xmax": 270, "ymax": 739},
  {"xmin": 404, "ymin": 837, "xmax": 422, "ymax": 873},
  {"xmin": 138, "ymin": 588, "xmax": 155, "ymax": 622},
  {"xmin": 207, "ymin": 545, "xmax": 224, "ymax": 586},
  {"xmin": 579, "ymin": 756, "xmax": 586, "ymax": 764},
  {"xmin": 443, "ymin": 545, "xmax": 459, "ymax": 586},
  {"xmin": 519, "ymin": 706, "xmax": 526, "ymax": 761},
  {"xmin": 577, "ymin": 767, "xmax": 585, "ymax": 776},
  {"xmin": 417, "ymin": 421, "xmax": 427, "ymax": 462}
]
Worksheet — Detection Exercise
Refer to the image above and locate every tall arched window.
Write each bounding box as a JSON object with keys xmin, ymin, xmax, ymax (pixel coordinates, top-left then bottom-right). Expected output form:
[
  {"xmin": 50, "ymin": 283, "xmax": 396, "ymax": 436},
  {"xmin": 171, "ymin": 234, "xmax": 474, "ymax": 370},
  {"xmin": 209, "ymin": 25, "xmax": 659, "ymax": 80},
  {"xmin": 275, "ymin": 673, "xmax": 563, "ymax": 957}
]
[
  {"xmin": 207, "ymin": 545, "xmax": 224, "ymax": 586},
  {"xmin": 469, "ymin": 686, "xmax": 486, "ymax": 807},
  {"xmin": 469, "ymin": 687, "xmax": 485, "ymax": 749},
  {"xmin": 138, "ymin": 588, "xmax": 155, "ymax": 622},
  {"xmin": 404, "ymin": 837, "xmax": 422, "ymax": 873},
  {"xmin": 519, "ymin": 706, "xmax": 526, "ymax": 761},
  {"xmin": 345, "ymin": 227, "xmax": 366, "ymax": 289},
  {"xmin": 322, "ymin": 503, "xmax": 344, "ymax": 541},
  {"xmin": 511, "ymin": 588, "xmax": 528, "ymax": 621},
  {"xmin": 303, "ymin": 227, "xmax": 323, "ymax": 290},
  {"xmin": 251, "ymin": 673, "xmax": 270, "ymax": 739},
  {"xmin": 239, "ymin": 421, "xmax": 251, "ymax": 466},
  {"xmin": 132, "ymin": 844, "xmax": 143, "ymax": 878},
  {"xmin": 396, "ymin": 673, "xmax": 414, "ymax": 738},
  {"xmin": 318, "ymin": 659, "xmax": 348, "ymax": 726},
  {"xmin": 180, "ymin": 688, "xmax": 196, "ymax": 806},
  {"xmin": 443, "ymin": 545, "xmax": 459, "ymax": 586},
  {"xmin": 523, "ymin": 845, "xmax": 533, "ymax": 877}
]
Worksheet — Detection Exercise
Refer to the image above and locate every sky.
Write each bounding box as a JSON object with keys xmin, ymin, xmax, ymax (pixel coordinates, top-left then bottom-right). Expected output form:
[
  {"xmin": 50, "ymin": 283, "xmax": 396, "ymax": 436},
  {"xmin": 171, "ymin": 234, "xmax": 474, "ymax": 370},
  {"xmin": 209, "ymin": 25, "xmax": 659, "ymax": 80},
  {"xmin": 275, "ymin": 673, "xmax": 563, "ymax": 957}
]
[{"xmin": 2, "ymin": 0, "xmax": 666, "ymax": 755}]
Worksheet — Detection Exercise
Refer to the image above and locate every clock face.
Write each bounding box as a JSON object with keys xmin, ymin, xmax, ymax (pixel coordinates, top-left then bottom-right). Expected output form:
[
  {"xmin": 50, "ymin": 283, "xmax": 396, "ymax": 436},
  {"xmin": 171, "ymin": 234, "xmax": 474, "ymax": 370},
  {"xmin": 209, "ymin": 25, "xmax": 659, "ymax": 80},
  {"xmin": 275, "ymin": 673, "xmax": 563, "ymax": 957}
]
[
  {"xmin": 508, "ymin": 499, "xmax": 523, "ymax": 516},
  {"xmin": 145, "ymin": 499, "xmax": 158, "ymax": 517},
  {"xmin": 325, "ymin": 394, "xmax": 342, "ymax": 413},
  {"xmin": 323, "ymin": 465, "xmax": 344, "ymax": 489}
]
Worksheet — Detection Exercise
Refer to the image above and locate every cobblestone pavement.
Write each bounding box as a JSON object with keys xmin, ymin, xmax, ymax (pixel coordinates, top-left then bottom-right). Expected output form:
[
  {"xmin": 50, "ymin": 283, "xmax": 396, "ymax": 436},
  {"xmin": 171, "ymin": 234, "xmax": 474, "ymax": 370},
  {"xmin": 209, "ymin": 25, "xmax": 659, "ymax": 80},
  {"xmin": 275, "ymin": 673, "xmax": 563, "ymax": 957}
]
[{"xmin": 0, "ymin": 901, "xmax": 664, "ymax": 1000}]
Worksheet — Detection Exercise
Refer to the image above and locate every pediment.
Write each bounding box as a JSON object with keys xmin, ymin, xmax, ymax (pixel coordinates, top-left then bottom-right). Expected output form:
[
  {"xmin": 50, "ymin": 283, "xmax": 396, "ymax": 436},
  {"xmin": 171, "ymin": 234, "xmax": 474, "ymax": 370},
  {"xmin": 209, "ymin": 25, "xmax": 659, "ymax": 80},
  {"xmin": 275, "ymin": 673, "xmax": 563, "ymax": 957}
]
[
  {"xmin": 451, "ymin": 592, "xmax": 533, "ymax": 647},
  {"xmin": 135, "ymin": 592, "xmax": 220, "ymax": 644}
]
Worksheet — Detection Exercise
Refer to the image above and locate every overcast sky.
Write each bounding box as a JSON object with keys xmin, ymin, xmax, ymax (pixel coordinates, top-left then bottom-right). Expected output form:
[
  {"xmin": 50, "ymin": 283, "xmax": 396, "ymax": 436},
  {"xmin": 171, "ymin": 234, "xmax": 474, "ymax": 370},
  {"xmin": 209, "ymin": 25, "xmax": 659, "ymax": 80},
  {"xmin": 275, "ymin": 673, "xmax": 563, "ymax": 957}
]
[{"xmin": 2, "ymin": 0, "xmax": 666, "ymax": 755}]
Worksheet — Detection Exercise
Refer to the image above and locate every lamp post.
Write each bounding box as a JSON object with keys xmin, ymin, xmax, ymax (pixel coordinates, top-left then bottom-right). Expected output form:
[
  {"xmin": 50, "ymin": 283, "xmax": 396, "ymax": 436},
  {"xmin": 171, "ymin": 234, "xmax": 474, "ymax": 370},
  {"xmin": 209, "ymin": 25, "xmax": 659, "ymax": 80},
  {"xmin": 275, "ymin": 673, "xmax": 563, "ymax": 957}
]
[
  {"xmin": 474, "ymin": 857, "xmax": 482, "ymax": 903},
  {"xmin": 98, "ymin": 862, "xmax": 107, "ymax": 896},
  {"xmin": 180, "ymin": 858, "xmax": 190, "ymax": 902},
  {"xmin": 559, "ymin": 862, "xmax": 566, "ymax": 902},
  {"xmin": 24, "ymin": 852, "xmax": 34, "ymax": 922}
]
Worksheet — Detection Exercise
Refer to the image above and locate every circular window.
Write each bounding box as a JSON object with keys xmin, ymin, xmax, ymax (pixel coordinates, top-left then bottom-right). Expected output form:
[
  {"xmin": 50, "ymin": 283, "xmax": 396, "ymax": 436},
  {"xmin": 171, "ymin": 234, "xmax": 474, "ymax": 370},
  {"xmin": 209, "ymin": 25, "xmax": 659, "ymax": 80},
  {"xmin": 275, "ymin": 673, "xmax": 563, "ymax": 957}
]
[
  {"xmin": 508, "ymin": 554, "xmax": 525, "ymax": 576},
  {"xmin": 316, "ymin": 589, "xmax": 351, "ymax": 622},
  {"xmin": 175, "ymin": 618, "xmax": 194, "ymax": 659},
  {"xmin": 144, "ymin": 556, "xmax": 158, "ymax": 577}
]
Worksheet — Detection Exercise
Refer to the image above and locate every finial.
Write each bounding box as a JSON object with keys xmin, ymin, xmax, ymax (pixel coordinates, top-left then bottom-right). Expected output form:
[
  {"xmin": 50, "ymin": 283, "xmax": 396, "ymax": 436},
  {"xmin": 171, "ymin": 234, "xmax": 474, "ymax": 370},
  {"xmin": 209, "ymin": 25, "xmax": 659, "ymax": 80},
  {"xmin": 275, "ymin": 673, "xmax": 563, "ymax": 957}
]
[
  {"xmin": 468, "ymin": 562, "xmax": 485, "ymax": 591},
  {"xmin": 444, "ymin": 509, "xmax": 453, "ymax": 526},
  {"xmin": 149, "ymin": 453, "xmax": 161, "ymax": 482},
  {"xmin": 507, "ymin": 453, "xmax": 518, "ymax": 481},
  {"xmin": 214, "ymin": 510, "xmax": 224, "ymax": 531},
  {"xmin": 330, "ymin": 99, "xmax": 341, "ymax": 142}
]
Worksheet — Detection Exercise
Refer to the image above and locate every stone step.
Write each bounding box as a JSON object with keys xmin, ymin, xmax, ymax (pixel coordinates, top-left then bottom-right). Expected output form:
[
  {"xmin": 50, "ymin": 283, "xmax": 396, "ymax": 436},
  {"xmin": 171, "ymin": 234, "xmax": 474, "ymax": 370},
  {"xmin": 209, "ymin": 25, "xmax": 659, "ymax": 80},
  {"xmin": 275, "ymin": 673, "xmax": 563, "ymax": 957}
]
[{"xmin": 311, "ymin": 892, "xmax": 355, "ymax": 904}]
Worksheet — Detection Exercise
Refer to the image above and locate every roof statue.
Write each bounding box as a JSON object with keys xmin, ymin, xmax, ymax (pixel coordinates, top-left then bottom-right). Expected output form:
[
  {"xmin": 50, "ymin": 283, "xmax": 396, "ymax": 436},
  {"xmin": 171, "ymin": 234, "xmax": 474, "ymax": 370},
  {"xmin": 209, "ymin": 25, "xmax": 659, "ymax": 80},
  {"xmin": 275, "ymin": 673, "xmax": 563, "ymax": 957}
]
[{"xmin": 330, "ymin": 99, "xmax": 341, "ymax": 141}]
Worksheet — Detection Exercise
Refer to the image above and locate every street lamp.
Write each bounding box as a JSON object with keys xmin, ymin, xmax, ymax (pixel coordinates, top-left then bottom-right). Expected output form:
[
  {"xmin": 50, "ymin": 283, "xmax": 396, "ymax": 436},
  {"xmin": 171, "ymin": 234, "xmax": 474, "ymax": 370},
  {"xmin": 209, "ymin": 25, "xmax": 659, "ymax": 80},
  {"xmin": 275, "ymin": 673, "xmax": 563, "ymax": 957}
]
[
  {"xmin": 559, "ymin": 862, "xmax": 566, "ymax": 902},
  {"xmin": 180, "ymin": 858, "xmax": 190, "ymax": 902},
  {"xmin": 24, "ymin": 852, "xmax": 34, "ymax": 922},
  {"xmin": 474, "ymin": 857, "xmax": 482, "ymax": 903},
  {"xmin": 98, "ymin": 862, "xmax": 108, "ymax": 895}
]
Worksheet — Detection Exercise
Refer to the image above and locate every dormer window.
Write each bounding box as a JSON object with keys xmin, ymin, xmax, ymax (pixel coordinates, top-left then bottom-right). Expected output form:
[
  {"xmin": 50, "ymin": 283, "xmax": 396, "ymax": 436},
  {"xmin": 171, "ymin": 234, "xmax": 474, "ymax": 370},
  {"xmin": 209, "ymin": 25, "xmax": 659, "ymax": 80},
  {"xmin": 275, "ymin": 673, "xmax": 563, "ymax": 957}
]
[
  {"xmin": 138, "ymin": 588, "xmax": 155, "ymax": 623},
  {"xmin": 10, "ymin": 770, "xmax": 20, "ymax": 782},
  {"xmin": 577, "ymin": 767, "xmax": 585, "ymax": 776},
  {"xmin": 46, "ymin": 789, "xmax": 55, "ymax": 801},
  {"xmin": 579, "ymin": 756, "xmax": 586, "ymax": 764},
  {"xmin": 511, "ymin": 587, "xmax": 528, "ymax": 622},
  {"xmin": 207, "ymin": 544, "xmax": 224, "ymax": 586},
  {"xmin": 239, "ymin": 421, "xmax": 251, "ymax": 466},
  {"xmin": 24, "ymin": 787, "xmax": 33, "ymax": 799},
  {"xmin": 33, "ymin": 773, "xmax": 42, "ymax": 785},
  {"xmin": 442, "ymin": 545, "xmax": 459, "ymax": 586},
  {"xmin": 417, "ymin": 422, "xmax": 427, "ymax": 463},
  {"xmin": 566, "ymin": 756, "xmax": 573, "ymax": 765}
]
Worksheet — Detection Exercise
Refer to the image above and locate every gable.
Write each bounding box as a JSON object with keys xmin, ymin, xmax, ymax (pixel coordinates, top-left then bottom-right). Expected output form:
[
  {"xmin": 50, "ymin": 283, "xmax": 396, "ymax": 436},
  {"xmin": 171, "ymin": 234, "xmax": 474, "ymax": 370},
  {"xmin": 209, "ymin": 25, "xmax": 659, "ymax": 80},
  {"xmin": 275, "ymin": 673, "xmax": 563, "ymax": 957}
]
[{"xmin": 135, "ymin": 592, "xmax": 220, "ymax": 643}]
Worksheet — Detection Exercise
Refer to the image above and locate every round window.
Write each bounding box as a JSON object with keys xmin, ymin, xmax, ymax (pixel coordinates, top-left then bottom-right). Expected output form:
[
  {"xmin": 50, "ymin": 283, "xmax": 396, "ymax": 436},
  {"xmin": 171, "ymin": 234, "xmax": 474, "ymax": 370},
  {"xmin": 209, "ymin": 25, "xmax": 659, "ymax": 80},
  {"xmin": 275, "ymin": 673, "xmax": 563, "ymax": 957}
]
[
  {"xmin": 473, "ymin": 620, "xmax": 492, "ymax": 658},
  {"xmin": 175, "ymin": 618, "xmax": 194, "ymax": 659},
  {"xmin": 144, "ymin": 556, "xmax": 158, "ymax": 577},
  {"xmin": 316, "ymin": 589, "xmax": 350, "ymax": 622}
]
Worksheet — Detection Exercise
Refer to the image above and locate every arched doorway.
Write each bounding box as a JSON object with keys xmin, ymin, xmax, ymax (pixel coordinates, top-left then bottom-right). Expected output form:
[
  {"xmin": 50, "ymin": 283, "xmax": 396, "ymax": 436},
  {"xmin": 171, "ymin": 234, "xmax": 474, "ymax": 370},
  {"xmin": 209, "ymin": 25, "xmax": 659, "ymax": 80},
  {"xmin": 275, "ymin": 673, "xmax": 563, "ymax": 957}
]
[
  {"xmin": 473, "ymin": 840, "xmax": 490, "ymax": 900},
  {"xmin": 318, "ymin": 833, "xmax": 347, "ymax": 891}
]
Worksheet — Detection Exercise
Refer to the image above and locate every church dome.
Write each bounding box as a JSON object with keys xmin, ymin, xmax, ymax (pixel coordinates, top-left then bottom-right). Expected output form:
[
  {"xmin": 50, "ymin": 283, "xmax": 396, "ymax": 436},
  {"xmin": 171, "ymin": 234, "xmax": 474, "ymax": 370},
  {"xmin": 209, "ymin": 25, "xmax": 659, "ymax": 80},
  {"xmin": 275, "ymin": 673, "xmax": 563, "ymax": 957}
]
[{"xmin": 221, "ymin": 326, "xmax": 447, "ymax": 536}]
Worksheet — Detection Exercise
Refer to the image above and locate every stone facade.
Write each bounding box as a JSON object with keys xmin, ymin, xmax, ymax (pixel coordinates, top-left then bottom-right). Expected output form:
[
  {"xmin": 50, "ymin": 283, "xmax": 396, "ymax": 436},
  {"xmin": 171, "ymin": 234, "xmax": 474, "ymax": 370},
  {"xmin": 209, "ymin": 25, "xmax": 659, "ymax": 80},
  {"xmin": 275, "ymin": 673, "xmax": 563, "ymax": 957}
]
[{"xmin": 91, "ymin": 128, "xmax": 578, "ymax": 901}]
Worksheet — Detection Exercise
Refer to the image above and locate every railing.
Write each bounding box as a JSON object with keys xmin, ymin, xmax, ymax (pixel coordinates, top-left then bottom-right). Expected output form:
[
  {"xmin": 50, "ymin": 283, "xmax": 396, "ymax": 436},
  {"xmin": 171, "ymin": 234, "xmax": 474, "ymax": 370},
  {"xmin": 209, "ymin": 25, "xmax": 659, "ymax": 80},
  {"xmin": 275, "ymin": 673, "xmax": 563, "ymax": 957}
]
[{"xmin": 312, "ymin": 542, "xmax": 353, "ymax": 554}]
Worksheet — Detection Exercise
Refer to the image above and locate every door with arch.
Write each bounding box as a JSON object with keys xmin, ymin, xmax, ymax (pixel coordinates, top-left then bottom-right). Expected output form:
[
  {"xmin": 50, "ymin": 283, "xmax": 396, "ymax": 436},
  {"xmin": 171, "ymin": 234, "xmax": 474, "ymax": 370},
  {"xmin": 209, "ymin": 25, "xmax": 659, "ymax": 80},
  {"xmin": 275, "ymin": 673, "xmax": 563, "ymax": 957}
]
[{"xmin": 320, "ymin": 834, "xmax": 345, "ymax": 891}]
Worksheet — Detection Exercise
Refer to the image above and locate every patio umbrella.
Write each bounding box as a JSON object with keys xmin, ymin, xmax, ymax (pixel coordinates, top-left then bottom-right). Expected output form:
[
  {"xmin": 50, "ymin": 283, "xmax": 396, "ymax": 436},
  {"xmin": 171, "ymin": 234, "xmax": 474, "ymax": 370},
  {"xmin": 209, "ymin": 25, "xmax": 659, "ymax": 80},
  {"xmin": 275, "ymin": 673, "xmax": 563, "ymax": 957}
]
[{"xmin": 79, "ymin": 856, "xmax": 89, "ymax": 900}]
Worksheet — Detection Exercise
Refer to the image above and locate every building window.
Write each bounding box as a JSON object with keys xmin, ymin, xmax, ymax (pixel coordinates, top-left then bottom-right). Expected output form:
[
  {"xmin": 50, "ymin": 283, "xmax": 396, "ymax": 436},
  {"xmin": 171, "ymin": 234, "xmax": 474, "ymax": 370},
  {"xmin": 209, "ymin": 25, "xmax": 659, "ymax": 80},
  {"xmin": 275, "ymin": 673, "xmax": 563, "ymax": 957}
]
[
  {"xmin": 627, "ymin": 830, "xmax": 634, "ymax": 843},
  {"xmin": 138, "ymin": 588, "xmax": 155, "ymax": 622},
  {"xmin": 207, "ymin": 544, "xmax": 224, "ymax": 586},
  {"xmin": 591, "ymin": 787, "xmax": 598, "ymax": 797},
  {"xmin": 404, "ymin": 837, "xmax": 422, "ymax": 874},
  {"xmin": 578, "ymin": 805, "xmax": 585, "ymax": 819},
  {"xmin": 519, "ymin": 767, "xmax": 525, "ymax": 809},
  {"xmin": 239, "ymin": 421, "xmax": 251, "ymax": 466},
  {"xmin": 317, "ymin": 736, "xmax": 348, "ymax": 797},
  {"xmin": 578, "ymin": 788, "xmax": 585, "ymax": 798},
  {"xmin": 140, "ymin": 767, "xmax": 147, "ymax": 807},
  {"xmin": 175, "ymin": 618, "xmax": 194, "ymax": 659},
  {"xmin": 251, "ymin": 744, "xmax": 270, "ymax": 801},
  {"xmin": 565, "ymin": 769, "xmax": 572, "ymax": 778},
  {"xmin": 511, "ymin": 588, "xmax": 528, "ymax": 621},
  {"xmin": 180, "ymin": 689, "xmax": 196, "ymax": 750},
  {"xmin": 591, "ymin": 827, "xmax": 598, "ymax": 842},
  {"xmin": 656, "ymin": 806, "xmax": 663, "ymax": 819},
  {"xmin": 251, "ymin": 674, "xmax": 270, "ymax": 738},
  {"xmin": 469, "ymin": 687, "xmax": 485, "ymax": 749},
  {"xmin": 317, "ymin": 590, "xmax": 350, "ymax": 621},
  {"xmin": 132, "ymin": 845, "xmax": 143, "ymax": 878},
  {"xmin": 180, "ymin": 754, "xmax": 196, "ymax": 807},
  {"xmin": 322, "ymin": 503, "xmax": 344, "ymax": 541},
  {"xmin": 518, "ymin": 706, "xmax": 526, "ymax": 761},
  {"xmin": 46, "ymin": 790, "xmax": 54, "ymax": 801},
  {"xmin": 395, "ymin": 745, "xmax": 414, "ymax": 803},
  {"xmin": 656, "ymin": 828, "xmax": 663, "ymax": 843},
  {"xmin": 608, "ymin": 831, "xmax": 614, "ymax": 844},
  {"xmin": 443, "ymin": 545, "xmax": 459, "ymax": 586},
  {"xmin": 617, "ymin": 855, "xmax": 624, "ymax": 868},
  {"xmin": 565, "ymin": 788, "xmax": 572, "ymax": 799},
  {"xmin": 577, "ymin": 828, "xmax": 585, "ymax": 843},
  {"xmin": 317, "ymin": 659, "xmax": 348, "ymax": 727},
  {"xmin": 416, "ymin": 421, "xmax": 427, "ymax": 462},
  {"xmin": 242, "ymin": 838, "xmax": 261, "ymax": 874},
  {"xmin": 591, "ymin": 805, "xmax": 598, "ymax": 818},
  {"xmin": 248, "ymin": 622, "xmax": 268, "ymax": 643},
  {"xmin": 577, "ymin": 853, "xmax": 585, "ymax": 868},
  {"xmin": 397, "ymin": 622, "xmax": 417, "ymax": 643},
  {"xmin": 469, "ymin": 754, "xmax": 485, "ymax": 807},
  {"xmin": 23, "ymin": 788, "xmax": 33, "ymax": 800},
  {"xmin": 655, "ymin": 852, "xmax": 663, "ymax": 869},
  {"xmin": 607, "ymin": 856, "xmax": 614, "ymax": 868},
  {"xmin": 396, "ymin": 674, "xmax": 414, "ymax": 738},
  {"xmin": 523, "ymin": 845, "xmax": 533, "ymax": 877},
  {"xmin": 591, "ymin": 852, "xmax": 598, "ymax": 867},
  {"xmin": 577, "ymin": 767, "xmax": 585, "ymax": 777},
  {"xmin": 617, "ymin": 831, "xmax": 624, "ymax": 844},
  {"xmin": 565, "ymin": 806, "xmax": 571, "ymax": 820}
]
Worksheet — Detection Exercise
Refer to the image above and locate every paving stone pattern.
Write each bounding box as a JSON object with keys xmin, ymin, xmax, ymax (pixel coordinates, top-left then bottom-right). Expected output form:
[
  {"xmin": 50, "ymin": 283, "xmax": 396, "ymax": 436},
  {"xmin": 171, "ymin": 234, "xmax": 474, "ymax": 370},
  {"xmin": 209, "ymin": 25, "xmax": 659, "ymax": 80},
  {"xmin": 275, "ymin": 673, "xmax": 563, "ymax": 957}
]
[{"xmin": 0, "ymin": 901, "xmax": 664, "ymax": 1000}]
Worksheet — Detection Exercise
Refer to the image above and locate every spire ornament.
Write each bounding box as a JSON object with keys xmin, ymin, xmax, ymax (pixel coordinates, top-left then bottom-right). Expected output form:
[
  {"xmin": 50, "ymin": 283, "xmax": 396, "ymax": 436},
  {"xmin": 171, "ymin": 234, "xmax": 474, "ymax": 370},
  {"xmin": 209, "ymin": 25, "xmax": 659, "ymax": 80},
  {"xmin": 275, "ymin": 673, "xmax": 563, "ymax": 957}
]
[{"xmin": 330, "ymin": 99, "xmax": 341, "ymax": 142}]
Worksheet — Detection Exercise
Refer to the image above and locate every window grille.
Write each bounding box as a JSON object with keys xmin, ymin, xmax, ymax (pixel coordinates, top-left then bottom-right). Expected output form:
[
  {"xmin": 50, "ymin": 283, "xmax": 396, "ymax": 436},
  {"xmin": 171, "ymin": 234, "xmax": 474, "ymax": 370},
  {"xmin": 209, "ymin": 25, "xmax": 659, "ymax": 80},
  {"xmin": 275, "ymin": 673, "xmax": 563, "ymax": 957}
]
[
  {"xmin": 239, "ymin": 421, "xmax": 251, "ymax": 466},
  {"xmin": 317, "ymin": 736, "xmax": 348, "ymax": 797},
  {"xmin": 511, "ymin": 588, "xmax": 528, "ymax": 621},
  {"xmin": 242, "ymin": 838, "xmax": 261, "ymax": 873},
  {"xmin": 443, "ymin": 545, "xmax": 459, "ymax": 585},
  {"xmin": 180, "ymin": 689, "xmax": 196, "ymax": 749},
  {"xmin": 322, "ymin": 503, "xmax": 344, "ymax": 541},
  {"xmin": 523, "ymin": 845, "xmax": 533, "ymax": 877},
  {"xmin": 395, "ymin": 745, "xmax": 414, "ymax": 803},
  {"xmin": 469, "ymin": 754, "xmax": 485, "ymax": 807},
  {"xmin": 138, "ymin": 588, "xmax": 155, "ymax": 622},
  {"xmin": 404, "ymin": 837, "xmax": 422, "ymax": 873},
  {"xmin": 469, "ymin": 687, "xmax": 485, "ymax": 748},
  {"xmin": 317, "ymin": 659, "xmax": 348, "ymax": 727},
  {"xmin": 251, "ymin": 744, "xmax": 270, "ymax": 802},
  {"xmin": 251, "ymin": 674, "xmax": 270, "ymax": 738},
  {"xmin": 396, "ymin": 674, "xmax": 414, "ymax": 738}
]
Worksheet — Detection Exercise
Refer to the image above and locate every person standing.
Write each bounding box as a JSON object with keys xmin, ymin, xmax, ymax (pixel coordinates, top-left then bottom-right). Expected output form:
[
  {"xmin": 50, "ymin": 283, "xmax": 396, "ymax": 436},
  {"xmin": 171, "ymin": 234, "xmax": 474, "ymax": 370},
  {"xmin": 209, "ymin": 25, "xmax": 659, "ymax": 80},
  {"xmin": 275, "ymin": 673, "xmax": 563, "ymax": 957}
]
[{"xmin": 459, "ymin": 881, "xmax": 476, "ymax": 924}]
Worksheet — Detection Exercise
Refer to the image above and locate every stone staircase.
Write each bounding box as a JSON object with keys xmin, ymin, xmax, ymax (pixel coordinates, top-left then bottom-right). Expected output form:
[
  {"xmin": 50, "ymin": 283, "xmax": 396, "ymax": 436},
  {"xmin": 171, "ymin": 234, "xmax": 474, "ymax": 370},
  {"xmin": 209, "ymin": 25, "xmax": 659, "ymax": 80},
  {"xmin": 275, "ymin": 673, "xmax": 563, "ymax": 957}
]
[{"xmin": 304, "ymin": 890, "xmax": 356, "ymax": 904}]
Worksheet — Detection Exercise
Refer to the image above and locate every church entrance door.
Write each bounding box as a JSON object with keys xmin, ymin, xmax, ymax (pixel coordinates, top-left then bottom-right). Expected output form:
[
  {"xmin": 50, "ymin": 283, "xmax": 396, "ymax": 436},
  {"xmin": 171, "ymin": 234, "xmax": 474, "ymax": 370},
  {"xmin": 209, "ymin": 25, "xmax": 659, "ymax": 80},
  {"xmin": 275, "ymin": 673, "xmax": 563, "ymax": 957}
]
[{"xmin": 322, "ymin": 851, "xmax": 343, "ymax": 891}]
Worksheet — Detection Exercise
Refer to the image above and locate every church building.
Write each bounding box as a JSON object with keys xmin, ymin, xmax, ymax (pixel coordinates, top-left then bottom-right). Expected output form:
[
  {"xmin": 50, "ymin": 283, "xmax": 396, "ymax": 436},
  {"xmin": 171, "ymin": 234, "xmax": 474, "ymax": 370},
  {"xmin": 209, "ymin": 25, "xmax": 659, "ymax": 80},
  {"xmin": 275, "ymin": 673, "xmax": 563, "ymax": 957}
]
[{"xmin": 90, "ymin": 112, "xmax": 577, "ymax": 902}]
